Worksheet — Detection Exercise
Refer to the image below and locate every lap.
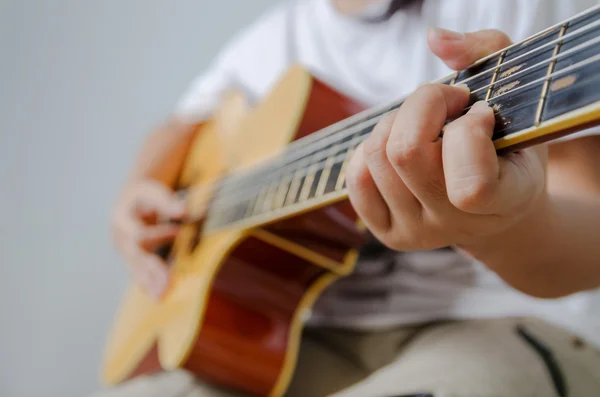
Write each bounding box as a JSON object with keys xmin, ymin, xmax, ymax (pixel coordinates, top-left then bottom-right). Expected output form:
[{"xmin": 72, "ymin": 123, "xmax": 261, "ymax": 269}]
[
  {"xmin": 325, "ymin": 317, "xmax": 600, "ymax": 397},
  {"xmin": 90, "ymin": 317, "xmax": 600, "ymax": 397}
]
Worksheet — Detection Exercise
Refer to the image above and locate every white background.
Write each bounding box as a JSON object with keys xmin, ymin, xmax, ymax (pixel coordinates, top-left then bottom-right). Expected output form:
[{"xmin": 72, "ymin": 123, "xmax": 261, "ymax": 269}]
[{"xmin": 0, "ymin": 1, "xmax": 277, "ymax": 396}]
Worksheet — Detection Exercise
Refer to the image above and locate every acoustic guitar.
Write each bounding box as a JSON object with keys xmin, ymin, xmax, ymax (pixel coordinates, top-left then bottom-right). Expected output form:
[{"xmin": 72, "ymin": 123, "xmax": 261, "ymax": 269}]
[{"xmin": 101, "ymin": 5, "xmax": 600, "ymax": 396}]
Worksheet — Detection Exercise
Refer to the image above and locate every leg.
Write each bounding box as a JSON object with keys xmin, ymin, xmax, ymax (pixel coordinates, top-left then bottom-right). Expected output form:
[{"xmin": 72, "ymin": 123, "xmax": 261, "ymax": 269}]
[
  {"xmin": 325, "ymin": 317, "xmax": 600, "ymax": 397},
  {"xmin": 284, "ymin": 325, "xmax": 423, "ymax": 397},
  {"xmin": 89, "ymin": 318, "xmax": 600, "ymax": 397}
]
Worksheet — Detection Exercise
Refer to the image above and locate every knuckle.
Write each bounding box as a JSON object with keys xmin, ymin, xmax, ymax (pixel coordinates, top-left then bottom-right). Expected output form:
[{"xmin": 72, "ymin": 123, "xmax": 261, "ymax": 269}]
[
  {"xmin": 373, "ymin": 224, "xmax": 401, "ymax": 250},
  {"xmin": 415, "ymin": 83, "xmax": 445, "ymax": 103},
  {"xmin": 379, "ymin": 233, "xmax": 400, "ymax": 250},
  {"xmin": 373, "ymin": 218, "xmax": 407, "ymax": 250},
  {"xmin": 131, "ymin": 226, "xmax": 147, "ymax": 246},
  {"xmin": 449, "ymin": 177, "xmax": 496, "ymax": 212},
  {"xmin": 379, "ymin": 226, "xmax": 416, "ymax": 251},
  {"xmin": 369, "ymin": 211, "xmax": 432, "ymax": 251},
  {"xmin": 448, "ymin": 114, "xmax": 488, "ymax": 137},
  {"xmin": 345, "ymin": 157, "xmax": 371, "ymax": 193},
  {"xmin": 362, "ymin": 133, "xmax": 385, "ymax": 158},
  {"xmin": 488, "ymin": 29, "xmax": 512, "ymax": 47},
  {"xmin": 386, "ymin": 134, "xmax": 421, "ymax": 166}
]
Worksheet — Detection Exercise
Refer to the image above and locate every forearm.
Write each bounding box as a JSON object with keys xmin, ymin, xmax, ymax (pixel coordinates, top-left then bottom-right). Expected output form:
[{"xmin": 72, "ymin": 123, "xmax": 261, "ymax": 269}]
[
  {"xmin": 463, "ymin": 194, "xmax": 600, "ymax": 298},
  {"xmin": 127, "ymin": 117, "xmax": 200, "ymax": 188}
]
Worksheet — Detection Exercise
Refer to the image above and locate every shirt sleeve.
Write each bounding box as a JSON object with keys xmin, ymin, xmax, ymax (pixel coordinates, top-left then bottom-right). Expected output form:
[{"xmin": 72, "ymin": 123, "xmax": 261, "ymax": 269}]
[
  {"xmin": 172, "ymin": 51, "xmax": 238, "ymax": 124},
  {"xmin": 172, "ymin": 3, "xmax": 291, "ymax": 124}
]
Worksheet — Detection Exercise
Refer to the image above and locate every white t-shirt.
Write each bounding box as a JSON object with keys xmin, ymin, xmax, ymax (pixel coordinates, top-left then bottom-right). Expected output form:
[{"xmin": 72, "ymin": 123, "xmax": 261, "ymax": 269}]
[{"xmin": 174, "ymin": 0, "xmax": 600, "ymax": 344}]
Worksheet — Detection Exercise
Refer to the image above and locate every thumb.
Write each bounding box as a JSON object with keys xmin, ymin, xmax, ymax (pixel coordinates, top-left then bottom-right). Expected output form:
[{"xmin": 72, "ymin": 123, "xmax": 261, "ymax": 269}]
[
  {"xmin": 135, "ymin": 183, "xmax": 186, "ymax": 220},
  {"xmin": 427, "ymin": 28, "xmax": 512, "ymax": 70}
]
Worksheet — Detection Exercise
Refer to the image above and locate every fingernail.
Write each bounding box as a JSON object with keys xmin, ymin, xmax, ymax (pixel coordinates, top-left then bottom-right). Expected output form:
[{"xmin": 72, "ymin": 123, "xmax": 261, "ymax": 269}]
[
  {"xmin": 454, "ymin": 83, "xmax": 471, "ymax": 93},
  {"xmin": 430, "ymin": 27, "xmax": 465, "ymax": 41},
  {"xmin": 471, "ymin": 100, "xmax": 491, "ymax": 113}
]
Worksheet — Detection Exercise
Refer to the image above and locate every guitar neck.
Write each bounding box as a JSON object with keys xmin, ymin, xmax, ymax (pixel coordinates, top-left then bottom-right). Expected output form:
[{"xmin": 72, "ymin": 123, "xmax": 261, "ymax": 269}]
[{"xmin": 203, "ymin": 5, "xmax": 600, "ymax": 234}]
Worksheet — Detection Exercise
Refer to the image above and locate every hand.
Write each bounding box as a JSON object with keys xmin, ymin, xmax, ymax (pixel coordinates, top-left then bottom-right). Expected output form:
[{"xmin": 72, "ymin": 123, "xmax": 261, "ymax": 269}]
[
  {"xmin": 346, "ymin": 28, "xmax": 548, "ymax": 251},
  {"xmin": 111, "ymin": 179, "xmax": 186, "ymax": 300}
]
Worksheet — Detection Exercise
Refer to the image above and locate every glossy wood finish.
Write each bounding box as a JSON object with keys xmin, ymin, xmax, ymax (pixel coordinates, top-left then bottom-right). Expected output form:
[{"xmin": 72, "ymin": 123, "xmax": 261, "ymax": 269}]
[
  {"xmin": 175, "ymin": 73, "xmax": 366, "ymax": 396},
  {"xmin": 265, "ymin": 200, "xmax": 366, "ymax": 266},
  {"xmin": 293, "ymin": 77, "xmax": 366, "ymax": 141},
  {"xmin": 183, "ymin": 236, "xmax": 328, "ymax": 396},
  {"xmin": 128, "ymin": 345, "xmax": 161, "ymax": 380},
  {"xmin": 102, "ymin": 66, "xmax": 367, "ymax": 396}
]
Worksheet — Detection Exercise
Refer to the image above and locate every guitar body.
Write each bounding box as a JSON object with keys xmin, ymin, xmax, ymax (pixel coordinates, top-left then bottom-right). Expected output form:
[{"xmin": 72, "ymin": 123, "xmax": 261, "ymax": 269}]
[{"xmin": 101, "ymin": 65, "xmax": 368, "ymax": 396}]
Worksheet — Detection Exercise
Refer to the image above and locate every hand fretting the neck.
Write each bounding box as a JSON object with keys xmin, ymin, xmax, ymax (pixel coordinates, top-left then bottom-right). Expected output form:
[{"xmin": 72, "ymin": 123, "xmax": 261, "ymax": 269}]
[{"xmin": 202, "ymin": 4, "xmax": 600, "ymax": 234}]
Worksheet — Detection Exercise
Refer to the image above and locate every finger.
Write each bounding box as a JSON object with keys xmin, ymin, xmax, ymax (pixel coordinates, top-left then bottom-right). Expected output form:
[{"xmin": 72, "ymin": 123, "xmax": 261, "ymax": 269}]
[
  {"xmin": 385, "ymin": 84, "xmax": 471, "ymax": 208},
  {"xmin": 427, "ymin": 28, "xmax": 512, "ymax": 70},
  {"xmin": 142, "ymin": 254, "xmax": 170, "ymax": 299},
  {"xmin": 443, "ymin": 101, "xmax": 497, "ymax": 214},
  {"xmin": 130, "ymin": 263, "xmax": 156, "ymax": 297},
  {"xmin": 137, "ymin": 223, "xmax": 180, "ymax": 251},
  {"xmin": 443, "ymin": 100, "xmax": 542, "ymax": 215},
  {"xmin": 362, "ymin": 111, "xmax": 422, "ymax": 220},
  {"xmin": 112, "ymin": 214, "xmax": 142, "ymax": 254},
  {"xmin": 132, "ymin": 251, "xmax": 170, "ymax": 300},
  {"xmin": 134, "ymin": 183, "xmax": 186, "ymax": 221},
  {"xmin": 346, "ymin": 142, "xmax": 393, "ymax": 233}
]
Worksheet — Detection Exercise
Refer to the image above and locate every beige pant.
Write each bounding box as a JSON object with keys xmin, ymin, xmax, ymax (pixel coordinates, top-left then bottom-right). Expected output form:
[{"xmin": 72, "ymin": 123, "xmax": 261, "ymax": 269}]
[{"xmin": 91, "ymin": 317, "xmax": 600, "ymax": 397}]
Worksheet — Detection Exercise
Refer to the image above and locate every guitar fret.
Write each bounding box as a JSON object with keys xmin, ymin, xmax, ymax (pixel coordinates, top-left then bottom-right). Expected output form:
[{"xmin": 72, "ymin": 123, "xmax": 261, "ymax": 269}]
[
  {"xmin": 542, "ymin": 6, "xmax": 600, "ymax": 123},
  {"xmin": 449, "ymin": 71, "xmax": 459, "ymax": 85},
  {"xmin": 487, "ymin": 23, "xmax": 567, "ymax": 140},
  {"xmin": 232, "ymin": 202, "xmax": 247, "ymax": 224},
  {"xmin": 262, "ymin": 182, "xmax": 279, "ymax": 212},
  {"xmin": 314, "ymin": 144, "xmax": 340, "ymax": 197},
  {"xmin": 202, "ymin": 5, "xmax": 600, "ymax": 235},
  {"xmin": 299, "ymin": 166, "xmax": 317, "ymax": 202},
  {"xmin": 336, "ymin": 146, "xmax": 355, "ymax": 190},
  {"xmin": 535, "ymin": 24, "xmax": 568, "ymax": 125},
  {"xmin": 306, "ymin": 169, "xmax": 322, "ymax": 199},
  {"xmin": 285, "ymin": 169, "xmax": 304, "ymax": 206},
  {"xmin": 244, "ymin": 194, "xmax": 257, "ymax": 218},
  {"xmin": 323, "ymin": 160, "xmax": 343, "ymax": 195},
  {"xmin": 485, "ymin": 51, "xmax": 507, "ymax": 101},
  {"xmin": 294, "ymin": 175, "xmax": 308, "ymax": 203},
  {"xmin": 274, "ymin": 176, "xmax": 291, "ymax": 209},
  {"xmin": 456, "ymin": 52, "xmax": 504, "ymax": 105},
  {"xmin": 252, "ymin": 187, "xmax": 268, "ymax": 216},
  {"xmin": 297, "ymin": 148, "xmax": 326, "ymax": 203}
]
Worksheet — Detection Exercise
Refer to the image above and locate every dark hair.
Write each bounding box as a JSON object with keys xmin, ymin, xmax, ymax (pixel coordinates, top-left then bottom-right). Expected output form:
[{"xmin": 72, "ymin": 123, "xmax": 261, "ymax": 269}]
[{"xmin": 362, "ymin": 0, "xmax": 423, "ymax": 22}]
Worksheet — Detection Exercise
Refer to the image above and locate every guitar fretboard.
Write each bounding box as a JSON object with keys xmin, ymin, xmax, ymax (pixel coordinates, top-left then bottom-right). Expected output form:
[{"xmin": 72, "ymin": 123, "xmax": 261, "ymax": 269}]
[{"xmin": 203, "ymin": 5, "xmax": 600, "ymax": 233}]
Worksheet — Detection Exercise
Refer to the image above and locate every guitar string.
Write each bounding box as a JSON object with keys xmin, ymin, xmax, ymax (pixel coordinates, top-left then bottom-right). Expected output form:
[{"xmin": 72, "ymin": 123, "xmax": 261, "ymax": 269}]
[
  {"xmin": 218, "ymin": 10, "xmax": 600, "ymax": 176},
  {"xmin": 271, "ymin": 2, "xmax": 600, "ymax": 157},
  {"xmin": 215, "ymin": 30, "xmax": 600, "ymax": 200},
  {"xmin": 173, "ymin": 13, "xmax": 600, "ymax": 207},
  {"xmin": 182, "ymin": 17, "xmax": 600, "ymax": 205},
  {"xmin": 209, "ymin": 17, "xmax": 600, "ymax": 190},
  {"xmin": 185, "ymin": 32, "xmax": 600, "ymax": 211},
  {"xmin": 198, "ymin": 52, "xmax": 600, "ymax": 224}
]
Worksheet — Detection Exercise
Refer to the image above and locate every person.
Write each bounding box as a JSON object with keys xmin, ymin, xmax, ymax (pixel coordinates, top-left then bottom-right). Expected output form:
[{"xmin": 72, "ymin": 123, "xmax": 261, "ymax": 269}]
[{"xmin": 100, "ymin": 0, "xmax": 600, "ymax": 396}]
